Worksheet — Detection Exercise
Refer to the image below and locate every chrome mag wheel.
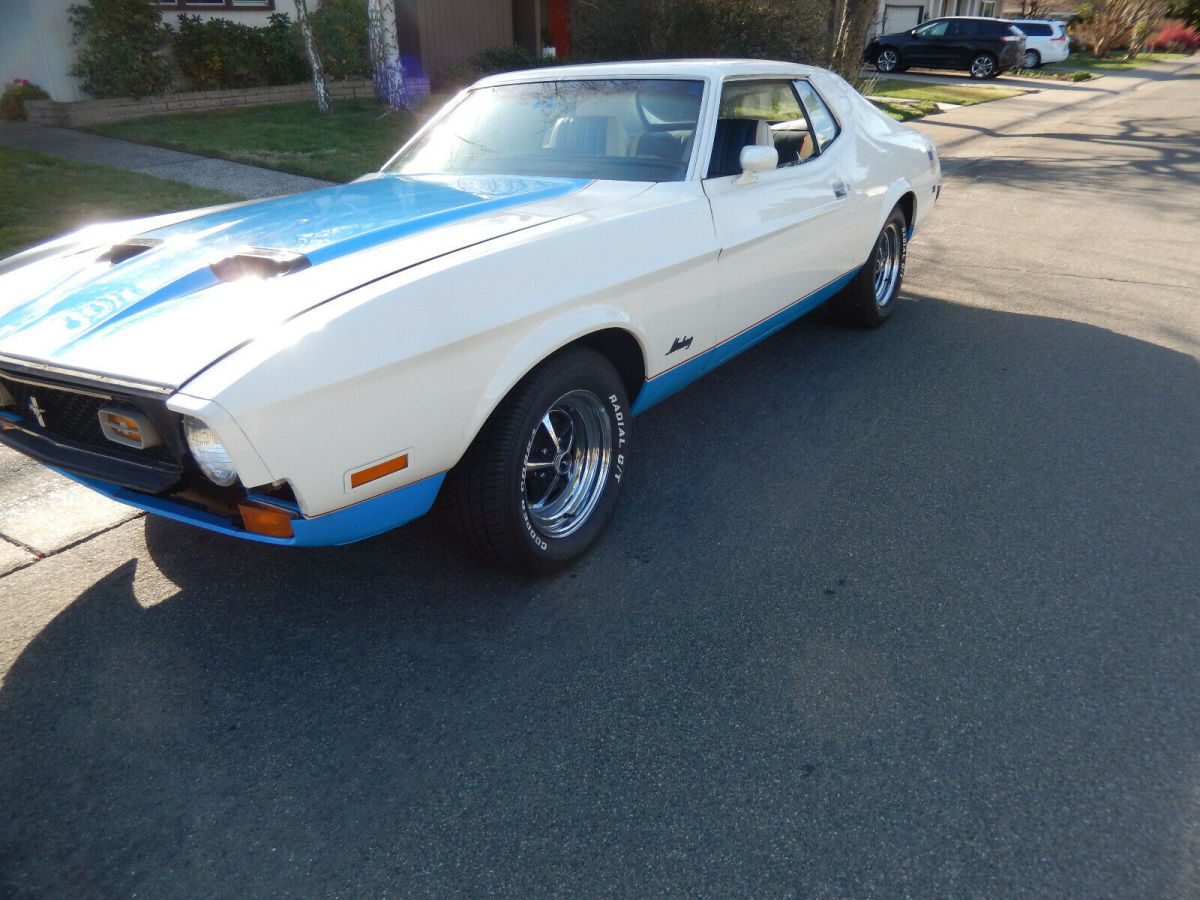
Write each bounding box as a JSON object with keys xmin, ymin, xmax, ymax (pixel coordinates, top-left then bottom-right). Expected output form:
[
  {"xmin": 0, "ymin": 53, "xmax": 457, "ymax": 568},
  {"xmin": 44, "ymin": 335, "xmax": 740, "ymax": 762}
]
[
  {"xmin": 522, "ymin": 389, "xmax": 613, "ymax": 539},
  {"xmin": 873, "ymin": 218, "xmax": 904, "ymax": 309}
]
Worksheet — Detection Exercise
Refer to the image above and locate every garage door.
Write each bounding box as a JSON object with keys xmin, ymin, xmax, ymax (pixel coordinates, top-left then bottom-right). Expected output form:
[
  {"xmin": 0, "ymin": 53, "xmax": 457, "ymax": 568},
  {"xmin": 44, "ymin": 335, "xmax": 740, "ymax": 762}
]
[{"xmin": 882, "ymin": 4, "xmax": 924, "ymax": 33}]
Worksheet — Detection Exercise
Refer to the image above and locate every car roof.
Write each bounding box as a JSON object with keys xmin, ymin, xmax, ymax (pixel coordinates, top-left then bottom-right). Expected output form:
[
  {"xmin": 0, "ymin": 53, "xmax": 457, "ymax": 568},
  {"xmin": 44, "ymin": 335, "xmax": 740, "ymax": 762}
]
[
  {"xmin": 1009, "ymin": 18, "xmax": 1065, "ymax": 23},
  {"xmin": 474, "ymin": 58, "xmax": 820, "ymax": 88}
]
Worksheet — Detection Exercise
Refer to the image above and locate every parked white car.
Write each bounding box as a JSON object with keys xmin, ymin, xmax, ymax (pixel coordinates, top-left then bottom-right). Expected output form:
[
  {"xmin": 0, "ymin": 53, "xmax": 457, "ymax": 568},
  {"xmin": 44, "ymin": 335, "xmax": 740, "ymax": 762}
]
[
  {"xmin": 0, "ymin": 60, "xmax": 940, "ymax": 572},
  {"xmin": 1009, "ymin": 19, "xmax": 1071, "ymax": 68}
]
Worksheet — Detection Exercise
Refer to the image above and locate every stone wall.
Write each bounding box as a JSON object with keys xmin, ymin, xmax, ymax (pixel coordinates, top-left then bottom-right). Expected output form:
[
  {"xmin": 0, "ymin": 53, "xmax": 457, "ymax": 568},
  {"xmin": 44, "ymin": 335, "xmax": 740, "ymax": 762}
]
[{"xmin": 23, "ymin": 80, "xmax": 380, "ymax": 127}]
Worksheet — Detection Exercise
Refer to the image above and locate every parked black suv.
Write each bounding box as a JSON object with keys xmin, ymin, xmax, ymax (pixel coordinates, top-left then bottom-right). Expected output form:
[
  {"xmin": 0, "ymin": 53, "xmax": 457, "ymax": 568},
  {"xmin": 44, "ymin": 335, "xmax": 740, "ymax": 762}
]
[{"xmin": 864, "ymin": 17, "xmax": 1026, "ymax": 79}]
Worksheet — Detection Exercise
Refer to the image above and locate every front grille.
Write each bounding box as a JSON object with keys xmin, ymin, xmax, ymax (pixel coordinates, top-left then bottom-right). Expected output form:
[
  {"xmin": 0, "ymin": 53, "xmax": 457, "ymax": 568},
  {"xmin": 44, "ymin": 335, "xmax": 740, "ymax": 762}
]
[{"xmin": 0, "ymin": 371, "xmax": 176, "ymax": 465}]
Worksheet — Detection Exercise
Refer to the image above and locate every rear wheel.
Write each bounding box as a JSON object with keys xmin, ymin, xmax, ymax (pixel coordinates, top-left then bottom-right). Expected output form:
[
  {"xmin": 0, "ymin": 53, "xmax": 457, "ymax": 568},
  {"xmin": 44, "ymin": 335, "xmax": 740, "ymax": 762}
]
[
  {"xmin": 828, "ymin": 207, "xmax": 907, "ymax": 328},
  {"xmin": 442, "ymin": 346, "xmax": 629, "ymax": 573},
  {"xmin": 969, "ymin": 53, "xmax": 998, "ymax": 78},
  {"xmin": 1023, "ymin": 49, "xmax": 1041, "ymax": 69},
  {"xmin": 875, "ymin": 48, "xmax": 902, "ymax": 73}
]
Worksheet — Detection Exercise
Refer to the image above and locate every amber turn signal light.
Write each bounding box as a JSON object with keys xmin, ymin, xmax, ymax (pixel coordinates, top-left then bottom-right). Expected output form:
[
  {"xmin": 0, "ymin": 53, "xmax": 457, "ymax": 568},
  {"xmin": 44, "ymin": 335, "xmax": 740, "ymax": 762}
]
[{"xmin": 238, "ymin": 502, "xmax": 295, "ymax": 539}]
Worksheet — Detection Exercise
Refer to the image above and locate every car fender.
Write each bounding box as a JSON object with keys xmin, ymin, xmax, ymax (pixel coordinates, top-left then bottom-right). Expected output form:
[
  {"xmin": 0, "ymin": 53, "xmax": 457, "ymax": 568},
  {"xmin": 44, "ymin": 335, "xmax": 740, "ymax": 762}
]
[{"xmin": 475, "ymin": 307, "xmax": 646, "ymax": 439}]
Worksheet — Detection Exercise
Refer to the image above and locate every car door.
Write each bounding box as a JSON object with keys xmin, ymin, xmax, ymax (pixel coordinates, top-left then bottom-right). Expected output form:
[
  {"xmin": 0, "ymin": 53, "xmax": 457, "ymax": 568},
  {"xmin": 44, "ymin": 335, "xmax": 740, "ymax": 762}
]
[
  {"xmin": 702, "ymin": 78, "xmax": 864, "ymax": 368},
  {"xmin": 946, "ymin": 19, "xmax": 980, "ymax": 67},
  {"xmin": 906, "ymin": 19, "xmax": 951, "ymax": 67}
]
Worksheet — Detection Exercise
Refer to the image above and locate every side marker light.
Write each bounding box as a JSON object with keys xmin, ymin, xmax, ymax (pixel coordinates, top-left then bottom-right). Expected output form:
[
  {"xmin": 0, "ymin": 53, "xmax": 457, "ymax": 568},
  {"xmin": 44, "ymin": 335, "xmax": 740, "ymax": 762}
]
[{"xmin": 349, "ymin": 453, "xmax": 409, "ymax": 489}]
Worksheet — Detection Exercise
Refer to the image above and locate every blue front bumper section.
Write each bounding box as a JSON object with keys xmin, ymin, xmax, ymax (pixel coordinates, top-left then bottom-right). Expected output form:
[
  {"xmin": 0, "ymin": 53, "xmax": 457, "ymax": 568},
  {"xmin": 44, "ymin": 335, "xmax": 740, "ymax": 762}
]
[{"xmin": 57, "ymin": 469, "xmax": 447, "ymax": 547}]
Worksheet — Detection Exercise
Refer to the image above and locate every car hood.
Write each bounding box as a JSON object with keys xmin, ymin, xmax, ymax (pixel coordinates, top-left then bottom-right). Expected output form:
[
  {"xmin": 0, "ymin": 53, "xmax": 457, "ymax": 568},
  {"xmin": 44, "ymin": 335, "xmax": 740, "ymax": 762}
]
[{"xmin": 0, "ymin": 173, "xmax": 633, "ymax": 389}]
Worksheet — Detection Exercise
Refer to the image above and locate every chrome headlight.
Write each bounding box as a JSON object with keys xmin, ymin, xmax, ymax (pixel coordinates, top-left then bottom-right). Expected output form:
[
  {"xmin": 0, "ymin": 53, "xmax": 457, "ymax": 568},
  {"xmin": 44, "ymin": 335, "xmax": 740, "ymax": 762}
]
[{"xmin": 183, "ymin": 415, "xmax": 238, "ymax": 486}]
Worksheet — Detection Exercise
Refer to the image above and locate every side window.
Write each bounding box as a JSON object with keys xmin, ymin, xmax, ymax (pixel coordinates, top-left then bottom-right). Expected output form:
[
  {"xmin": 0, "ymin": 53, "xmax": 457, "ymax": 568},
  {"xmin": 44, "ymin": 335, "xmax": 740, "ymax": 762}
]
[
  {"xmin": 914, "ymin": 20, "xmax": 949, "ymax": 37},
  {"xmin": 792, "ymin": 81, "xmax": 840, "ymax": 154},
  {"xmin": 707, "ymin": 80, "xmax": 818, "ymax": 177}
]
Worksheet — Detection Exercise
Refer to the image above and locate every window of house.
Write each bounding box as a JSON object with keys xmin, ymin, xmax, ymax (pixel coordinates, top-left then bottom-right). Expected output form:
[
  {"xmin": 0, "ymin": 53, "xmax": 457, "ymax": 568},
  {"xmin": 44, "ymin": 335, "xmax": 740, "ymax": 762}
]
[{"xmin": 157, "ymin": 1, "xmax": 275, "ymax": 10}]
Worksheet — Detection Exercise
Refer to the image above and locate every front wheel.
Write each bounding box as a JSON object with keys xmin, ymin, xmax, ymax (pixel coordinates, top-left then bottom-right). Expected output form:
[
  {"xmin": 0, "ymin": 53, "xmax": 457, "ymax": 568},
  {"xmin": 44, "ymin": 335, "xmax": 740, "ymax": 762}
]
[
  {"xmin": 875, "ymin": 47, "xmax": 901, "ymax": 73},
  {"xmin": 828, "ymin": 207, "xmax": 907, "ymax": 328},
  {"xmin": 969, "ymin": 53, "xmax": 998, "ymax": 79},
  {"xmin": 442, "ymin": 346, "xmax": 629, "ymax": 573}
]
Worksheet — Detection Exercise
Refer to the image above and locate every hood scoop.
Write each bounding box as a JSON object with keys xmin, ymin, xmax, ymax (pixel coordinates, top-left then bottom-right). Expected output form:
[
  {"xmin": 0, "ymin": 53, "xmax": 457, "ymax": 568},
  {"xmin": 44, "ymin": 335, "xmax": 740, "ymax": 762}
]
[
  {"xmin": 210, "ymin": 248, "xmax": 312, "ymax": 282},
  {"xmin": 98, "ymin": 238, "xmax": 162, "ymax": 265}
]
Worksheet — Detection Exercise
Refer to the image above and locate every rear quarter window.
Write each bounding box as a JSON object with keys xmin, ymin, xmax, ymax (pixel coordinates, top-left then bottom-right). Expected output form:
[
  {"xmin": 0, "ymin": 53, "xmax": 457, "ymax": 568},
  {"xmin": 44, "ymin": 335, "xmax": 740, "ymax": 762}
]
[
  {"xmin": 793, "ymin": 81, "xmax": 840, "ymax": 153},
  {"xmin": 1016, "ymin": 22, "xmax": 1053, "ymax": 36}
]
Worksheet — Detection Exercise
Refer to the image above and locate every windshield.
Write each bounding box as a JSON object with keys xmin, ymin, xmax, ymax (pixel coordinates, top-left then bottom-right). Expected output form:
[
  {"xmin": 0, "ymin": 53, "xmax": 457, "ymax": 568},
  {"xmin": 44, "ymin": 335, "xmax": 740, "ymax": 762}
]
[{"xmin": 386, "ymin": 78, "xmax": 705, "ymax": 183}]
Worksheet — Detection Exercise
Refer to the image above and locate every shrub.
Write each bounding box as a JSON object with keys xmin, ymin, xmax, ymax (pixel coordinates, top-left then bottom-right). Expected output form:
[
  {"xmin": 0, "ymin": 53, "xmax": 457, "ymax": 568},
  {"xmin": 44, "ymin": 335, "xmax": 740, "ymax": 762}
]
[
  {"xmin": 570, "ymin": 0, "xmax": 824, "ymax": 64},
  {"xmin": 1, "ymin": 79, "xmax": 50, "ymax": 120},
  {"xmin": 438, "ymin": 44, "xmax": 558, "ymax": 87},
  {"xmin": 69, "ymin": 0, "xmax": 174, "ymax": 99},
  {"xmin": 309, "ymin": 0, "xmax": 370, "ymax": 80},
  {"xmin": 1151, "ymin": 24, "xmax": 1200, "ymax": 51},
  {"xmin": 169, "ymin": 13, "xmax": 306, "ymax": 90},
  {"xmin": 468, "ymin": 44, "xmax": 550, "ymax": 74},
  {"xmin": 1069, "ymin": 70, "xmax": 1094, "ymax": 80},
  {"xmin": 258, "ymin": 15, "xmax": 311, "ymax": 85}
]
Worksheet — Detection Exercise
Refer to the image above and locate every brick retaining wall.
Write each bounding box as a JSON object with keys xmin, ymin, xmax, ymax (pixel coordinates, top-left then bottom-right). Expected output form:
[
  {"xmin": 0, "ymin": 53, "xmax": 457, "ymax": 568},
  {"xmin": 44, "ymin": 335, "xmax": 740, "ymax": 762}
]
[{"xmin": 22, "ymin": 79, "xmax": 400, "ymax": 127}]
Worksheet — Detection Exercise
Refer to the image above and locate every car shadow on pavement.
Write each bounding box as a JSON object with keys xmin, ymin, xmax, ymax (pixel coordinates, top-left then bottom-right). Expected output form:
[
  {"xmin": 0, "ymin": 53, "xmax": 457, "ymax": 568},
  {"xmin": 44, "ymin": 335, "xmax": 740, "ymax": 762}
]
[{"xmin": 2, "ymin": 298, "xmax": 1199, "ymax": 897}]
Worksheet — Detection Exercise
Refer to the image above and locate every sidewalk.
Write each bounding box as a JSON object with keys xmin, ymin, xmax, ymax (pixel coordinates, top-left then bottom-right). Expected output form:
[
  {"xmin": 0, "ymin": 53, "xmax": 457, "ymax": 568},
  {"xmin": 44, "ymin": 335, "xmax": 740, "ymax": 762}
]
[
  {"xmin": 0, "ymin": 120, "xmax": 333, "ymax": 199},
  {"xmin": 902, "ymin": 55, "xmax": 1200, "ymax": 169},
  {"xmin": 0, "ymin": 119, "xmax": 336, "ymax": 575}
]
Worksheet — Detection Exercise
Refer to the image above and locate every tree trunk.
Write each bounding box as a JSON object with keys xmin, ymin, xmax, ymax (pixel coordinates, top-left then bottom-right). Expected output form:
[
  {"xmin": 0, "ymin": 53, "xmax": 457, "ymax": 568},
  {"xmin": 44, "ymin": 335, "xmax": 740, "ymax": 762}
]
[
  {"xmin": 294, "ymin": 0, "xmax": 332, "ymax": 115},
  {"xmin": 367, "ymin": 0, "xmax": 408, "ymax": 110},
  {"xmin": 828, "ymin": 0, "xmax": 877, "ymax": 86}
]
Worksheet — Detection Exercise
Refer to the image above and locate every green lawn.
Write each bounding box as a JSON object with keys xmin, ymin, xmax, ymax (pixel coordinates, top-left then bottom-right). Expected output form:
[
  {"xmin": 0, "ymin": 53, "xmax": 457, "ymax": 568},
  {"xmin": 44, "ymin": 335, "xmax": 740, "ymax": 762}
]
[
  {"xmin": 85, "ymin": 98, "xmax": 426, "ymax": 184},
  {"xmin": 867, "ymin": 79, "xmax": 1027, "ymax": 105},
  {"xmin": 0, "ymin": 145, "xmax": 239, "ymax": 259},
  {"xmin": 1044, "ymin": 50, "xmax": 1189, "ymax": 73},
  {"xmin": 863, "ymin": 78, "xmax": 1027, "ymax": 120}
]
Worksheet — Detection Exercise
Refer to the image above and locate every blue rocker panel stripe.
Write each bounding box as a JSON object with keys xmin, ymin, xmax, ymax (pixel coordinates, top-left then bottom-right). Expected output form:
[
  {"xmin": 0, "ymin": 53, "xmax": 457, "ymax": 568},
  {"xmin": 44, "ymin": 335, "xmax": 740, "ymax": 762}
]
[
  {"xmin": 631, "ymin": 267, "xmax": 859, "ymax": 416},
  {"xmin": 55, "ymin": 468, "xmax": 447, "ymax": 547}
]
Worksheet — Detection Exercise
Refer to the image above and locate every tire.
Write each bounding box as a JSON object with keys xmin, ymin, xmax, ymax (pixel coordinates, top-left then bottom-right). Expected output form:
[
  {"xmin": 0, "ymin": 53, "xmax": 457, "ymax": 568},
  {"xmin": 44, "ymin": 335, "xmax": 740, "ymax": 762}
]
[
  {"xmin": 969, "ymin": 53, "xmax": 998, "ymax": 79},
  {"xmin": 442, "ymin": 346, "xmax": 629, "ymax": 573},
  {"xmin": 875, "ymin": 48, "xmax": 901, "ymax": 73},
  {"xmin": 1023, "ymin": 49, "xmax": 1041, "ymax": 69},
  {"xmin": 828, "ymin": 207, "xmax": 907, "ymax": 328}
]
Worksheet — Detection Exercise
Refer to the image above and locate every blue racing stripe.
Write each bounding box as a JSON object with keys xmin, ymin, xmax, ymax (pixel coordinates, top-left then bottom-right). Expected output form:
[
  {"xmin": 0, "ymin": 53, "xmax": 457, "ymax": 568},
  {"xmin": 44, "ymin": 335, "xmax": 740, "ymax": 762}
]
[{"xmin": 631, "ymin": 268, "xmax": 859, "ymax": 416}]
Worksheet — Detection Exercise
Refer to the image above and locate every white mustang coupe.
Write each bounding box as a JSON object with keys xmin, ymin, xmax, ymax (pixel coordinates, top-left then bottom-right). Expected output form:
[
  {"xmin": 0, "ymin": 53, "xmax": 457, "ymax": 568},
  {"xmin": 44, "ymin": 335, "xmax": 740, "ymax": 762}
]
[{"xmin": 0, "ymin": 60, "xmax": 940, "ymax": 572}]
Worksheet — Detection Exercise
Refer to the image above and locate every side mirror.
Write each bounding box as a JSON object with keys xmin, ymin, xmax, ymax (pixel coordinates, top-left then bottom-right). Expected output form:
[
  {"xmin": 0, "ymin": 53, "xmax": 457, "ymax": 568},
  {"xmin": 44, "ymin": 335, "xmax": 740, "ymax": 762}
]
[{"xmin": 733, "ymin": 145, "xmax": 778, "ymax": 185}]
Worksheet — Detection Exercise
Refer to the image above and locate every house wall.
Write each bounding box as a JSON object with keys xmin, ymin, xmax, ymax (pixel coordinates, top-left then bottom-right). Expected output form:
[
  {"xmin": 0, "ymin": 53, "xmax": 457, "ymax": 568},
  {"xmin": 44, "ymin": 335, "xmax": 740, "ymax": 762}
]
[
  {"xmin": 415, "ymin": 0, "xmax": 512, "ymax": 80},
  {"xmin": 868, "ymin": 0, "xmax": 996, "ymax": 36},
  {"xmin": 0, "ymin": 0, "xmax": 300, "ymax": 102},
  {"xmin": 2, "ymin": 0, "xmax": 525, "ymax": 104},
  {"xmin": 157, "ymin": 1, "xmax": 300, "ymax": 26},
  {"xmin": 0, "ymin": 0, "xmax": 83, "ymax": 101}
]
